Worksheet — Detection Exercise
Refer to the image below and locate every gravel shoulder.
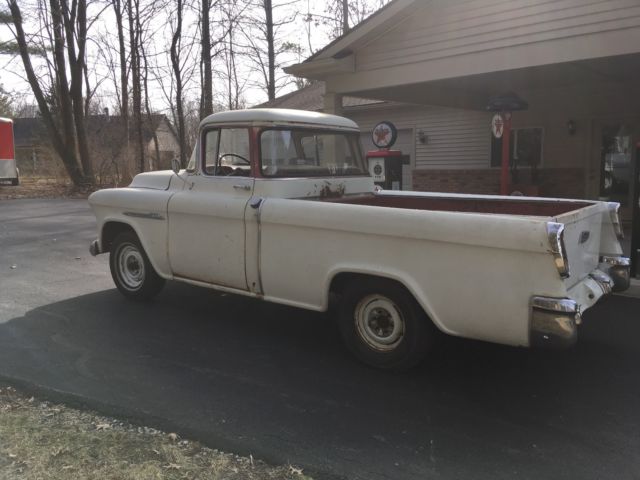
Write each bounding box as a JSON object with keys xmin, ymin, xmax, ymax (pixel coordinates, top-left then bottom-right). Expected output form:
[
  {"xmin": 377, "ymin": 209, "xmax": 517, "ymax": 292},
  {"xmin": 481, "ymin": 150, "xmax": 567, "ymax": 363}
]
[{"xmin": 0, "ymin": 385, "xmax": 311, "ymax": 480}]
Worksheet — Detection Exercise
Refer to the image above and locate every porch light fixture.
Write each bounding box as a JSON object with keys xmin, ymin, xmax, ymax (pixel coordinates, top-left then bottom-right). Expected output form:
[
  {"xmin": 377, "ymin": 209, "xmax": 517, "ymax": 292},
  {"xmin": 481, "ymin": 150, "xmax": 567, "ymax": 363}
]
[
  {"xmin": 418, "ymin": 130, "xmax": 428, "ymax": 144},
  {"xmin": 567, "ymin": 120, "xmax": 576, "ymax": 136}
]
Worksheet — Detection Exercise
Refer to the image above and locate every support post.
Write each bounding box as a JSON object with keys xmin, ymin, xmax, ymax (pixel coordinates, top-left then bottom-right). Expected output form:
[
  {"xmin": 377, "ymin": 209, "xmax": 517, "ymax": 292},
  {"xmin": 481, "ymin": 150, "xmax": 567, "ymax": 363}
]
[{"xmin": 323, "ymin": 92, "xmax": 343, "ymax": 116}]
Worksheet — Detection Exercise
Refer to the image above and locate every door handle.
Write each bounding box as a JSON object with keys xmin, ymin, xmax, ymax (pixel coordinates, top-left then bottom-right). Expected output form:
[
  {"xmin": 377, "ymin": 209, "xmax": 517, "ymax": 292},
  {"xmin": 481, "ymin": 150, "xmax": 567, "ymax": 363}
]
[{"xmin": 233, "ymin": 184, "xmax": 251, "ymax": 191}]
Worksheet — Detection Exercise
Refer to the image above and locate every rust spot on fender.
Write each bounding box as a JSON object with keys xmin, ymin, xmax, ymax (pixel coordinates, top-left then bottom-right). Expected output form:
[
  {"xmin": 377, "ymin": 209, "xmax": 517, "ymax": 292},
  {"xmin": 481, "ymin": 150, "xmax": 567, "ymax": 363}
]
[{"xmin": 318, "ymin": 181, "xmax": 346, "ymax": 199}]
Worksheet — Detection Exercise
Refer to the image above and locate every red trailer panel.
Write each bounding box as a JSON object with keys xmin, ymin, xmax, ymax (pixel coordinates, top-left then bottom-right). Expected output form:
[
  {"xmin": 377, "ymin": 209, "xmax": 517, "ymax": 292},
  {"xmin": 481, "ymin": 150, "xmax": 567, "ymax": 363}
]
[{"xmin": 0, "ymin": 118, "xmax": 18, "ymax": 185}]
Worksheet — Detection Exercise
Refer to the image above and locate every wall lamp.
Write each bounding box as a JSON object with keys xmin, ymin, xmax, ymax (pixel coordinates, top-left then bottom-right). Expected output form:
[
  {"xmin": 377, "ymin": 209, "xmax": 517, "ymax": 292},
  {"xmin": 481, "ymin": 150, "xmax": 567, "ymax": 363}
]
[
  {"xmin": 567, "ymin": 119, "xmax": 577, "ymax": 136},
  {"xmin": 418, "ymin": 130, "xmax": 428, "ymax": 144}
]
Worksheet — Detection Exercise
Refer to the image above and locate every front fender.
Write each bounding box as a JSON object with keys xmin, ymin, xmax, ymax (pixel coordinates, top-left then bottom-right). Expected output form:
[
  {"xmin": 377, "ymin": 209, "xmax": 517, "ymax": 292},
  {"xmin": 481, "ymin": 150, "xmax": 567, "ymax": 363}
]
[{"xmin": 89, "ymin": 188, "xmax": 174, "ymax": 279}]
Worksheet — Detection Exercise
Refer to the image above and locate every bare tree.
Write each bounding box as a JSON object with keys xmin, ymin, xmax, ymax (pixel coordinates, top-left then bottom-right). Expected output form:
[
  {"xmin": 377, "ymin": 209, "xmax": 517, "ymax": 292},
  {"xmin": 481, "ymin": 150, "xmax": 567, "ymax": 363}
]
[
  {"xmin": 7, "ymin": 0, "xmax": 95, "ymax": 185},
  {"xmin": 241, "ymin": 0, "xmax": 298, "ymax": 102},
  {"xmin": 0, "ymin": 84, "xmax": 15, "ymax": 116},
  {"xmin": 127, "ymin": 0, "xmax": 145, "ymax": 173},
  {"xmin": 200, "ymin": 0, "xmax": 213, "ymax": 117},
  {"xmin": 170, "ymin": 0, "xmax": 187, "ymax": 167},
  {"xmin": 112, "ymin": 0, "xmax": 128, "ymax": 138}
]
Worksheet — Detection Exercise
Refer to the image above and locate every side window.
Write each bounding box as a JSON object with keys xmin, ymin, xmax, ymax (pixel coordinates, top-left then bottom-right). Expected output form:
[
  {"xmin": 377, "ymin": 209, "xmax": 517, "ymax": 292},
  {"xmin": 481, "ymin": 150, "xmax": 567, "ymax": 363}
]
[
  {"xmin": 186, "ymin": 145, "xmax": 197, "ymax": 172},
  {"xmin": 203, "ymin": 128, "xmax": 251, "ymax": 176},
  {"xmin": 204, "ymin": 130, "xmax": 220, "ymax": 175},
  {"xmin": 217, "ymin": 128, "xmax": 251, "ymax": 176}
]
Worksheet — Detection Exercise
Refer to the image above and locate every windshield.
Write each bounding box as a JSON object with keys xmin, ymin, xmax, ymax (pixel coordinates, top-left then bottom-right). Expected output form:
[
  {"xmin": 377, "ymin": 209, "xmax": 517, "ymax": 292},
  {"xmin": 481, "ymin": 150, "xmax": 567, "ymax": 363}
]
[{"xmin": 260, "ymin": 128, "xmax": 367, "ymax": 177}]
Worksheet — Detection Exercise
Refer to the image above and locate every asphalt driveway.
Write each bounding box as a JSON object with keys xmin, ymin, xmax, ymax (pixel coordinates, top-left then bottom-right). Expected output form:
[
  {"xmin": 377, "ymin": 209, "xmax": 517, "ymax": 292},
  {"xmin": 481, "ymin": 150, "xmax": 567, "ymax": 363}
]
[{"xmin": 1, "ymin": 198, "xmax": 639, "ymax": 480}]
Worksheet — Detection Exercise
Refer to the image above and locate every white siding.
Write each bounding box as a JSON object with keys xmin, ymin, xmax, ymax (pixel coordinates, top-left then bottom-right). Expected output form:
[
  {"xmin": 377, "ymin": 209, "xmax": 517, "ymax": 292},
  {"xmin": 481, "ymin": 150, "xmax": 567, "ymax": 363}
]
[
  {"xmin": 348, "ymin": 104, "xmax": 490, "ymax": 171},
  {"xmin": 356, "ymin": 0, "xmax": 640, "ymax": 72}
]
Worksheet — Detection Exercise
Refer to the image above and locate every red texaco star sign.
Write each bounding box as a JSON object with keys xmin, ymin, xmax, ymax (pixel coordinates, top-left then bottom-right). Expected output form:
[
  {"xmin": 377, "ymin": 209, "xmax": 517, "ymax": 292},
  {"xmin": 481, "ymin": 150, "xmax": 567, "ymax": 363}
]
[{"xmin": 492, "ymin": 114, "xmax": 504, "ymax": 139}]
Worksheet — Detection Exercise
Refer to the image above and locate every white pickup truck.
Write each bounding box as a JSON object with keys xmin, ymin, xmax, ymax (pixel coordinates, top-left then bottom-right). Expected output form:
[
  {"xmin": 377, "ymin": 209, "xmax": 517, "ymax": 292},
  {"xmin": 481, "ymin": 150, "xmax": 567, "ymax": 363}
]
[{"xmin": 89, "ymin": 109, "xmax": 630, "ymax": 370}]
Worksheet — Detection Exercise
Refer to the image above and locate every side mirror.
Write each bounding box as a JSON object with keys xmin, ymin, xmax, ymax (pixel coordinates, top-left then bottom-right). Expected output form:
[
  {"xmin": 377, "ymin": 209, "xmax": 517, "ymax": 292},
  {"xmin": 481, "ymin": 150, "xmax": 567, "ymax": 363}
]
[{"xmin": 171, "ymin": 157, "xmax": 181, "ymax": 174}]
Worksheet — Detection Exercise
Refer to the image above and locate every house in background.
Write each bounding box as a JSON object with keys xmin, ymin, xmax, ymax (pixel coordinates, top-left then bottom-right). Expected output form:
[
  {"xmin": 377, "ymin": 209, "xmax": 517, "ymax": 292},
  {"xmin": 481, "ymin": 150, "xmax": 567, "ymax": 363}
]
[
  {"xmin": 13, "ymin": 113, "xmax": 179, "ymax": 185},
  {"xmin": 284, "ymin": 0, "xmax": 640, "ymax": 231},
  {"xmin": 258, "ymin": 80, "xmax": 485, "ymax": 193}
]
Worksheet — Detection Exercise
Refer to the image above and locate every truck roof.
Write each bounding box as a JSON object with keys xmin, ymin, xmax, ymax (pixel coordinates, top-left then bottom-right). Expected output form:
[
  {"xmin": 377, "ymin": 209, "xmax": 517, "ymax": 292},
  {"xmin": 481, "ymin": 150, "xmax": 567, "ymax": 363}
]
[
  {"xmin": 0, "ymin": 117, "xmax": 13, "ymax": 124},
  {"xmin": 199, "ymin": 108, "xmax": 359, "ymax": 130}
]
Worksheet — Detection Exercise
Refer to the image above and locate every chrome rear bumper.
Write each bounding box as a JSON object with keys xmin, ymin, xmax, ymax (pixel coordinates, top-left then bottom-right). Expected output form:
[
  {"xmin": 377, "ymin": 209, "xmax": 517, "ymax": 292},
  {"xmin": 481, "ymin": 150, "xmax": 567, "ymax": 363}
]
[
  {"xmin": 530, "ymin": 297, "xmax": 580, "ymax": 348},
  {"xmin": 599, "ymin": 256, "xmax": 631, "ymax": 292},
  {"xmin": 530, "ymin": 257, "xmax": 630, "ymax": 349}
]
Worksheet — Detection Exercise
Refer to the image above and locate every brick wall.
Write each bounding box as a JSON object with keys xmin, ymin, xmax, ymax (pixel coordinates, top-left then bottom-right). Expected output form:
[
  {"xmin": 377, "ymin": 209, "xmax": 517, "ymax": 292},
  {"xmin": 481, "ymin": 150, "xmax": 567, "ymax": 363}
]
[
  {"xmin": 413, "ymin": 167, "xmax": 585, "ymax": 198},
  {"xmin": 413, "ymin": 169, "xmax": 500, "ymax": 195}
]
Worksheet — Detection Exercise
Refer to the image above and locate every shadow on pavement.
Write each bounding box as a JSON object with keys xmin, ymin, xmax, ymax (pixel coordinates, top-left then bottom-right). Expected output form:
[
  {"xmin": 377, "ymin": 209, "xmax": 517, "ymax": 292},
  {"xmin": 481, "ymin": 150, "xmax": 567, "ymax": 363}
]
[{"xmin": 0, "ymin": 283, "xmax": 639, "ymax": 480}]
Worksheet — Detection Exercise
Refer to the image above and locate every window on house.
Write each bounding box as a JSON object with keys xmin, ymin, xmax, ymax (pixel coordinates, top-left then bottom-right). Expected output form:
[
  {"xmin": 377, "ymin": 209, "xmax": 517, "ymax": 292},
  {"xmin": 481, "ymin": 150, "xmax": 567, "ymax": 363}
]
[{"xmin": 491, "ymin": 127, "xmax": 543, "ymax": 169}]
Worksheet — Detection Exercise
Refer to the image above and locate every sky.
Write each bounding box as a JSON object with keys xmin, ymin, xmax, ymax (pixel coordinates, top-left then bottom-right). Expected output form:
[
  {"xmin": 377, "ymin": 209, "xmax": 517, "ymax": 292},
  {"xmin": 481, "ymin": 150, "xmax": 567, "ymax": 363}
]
[{"xmin": 0, "ymin": 0, "xmax": 347, "ymax": 116}]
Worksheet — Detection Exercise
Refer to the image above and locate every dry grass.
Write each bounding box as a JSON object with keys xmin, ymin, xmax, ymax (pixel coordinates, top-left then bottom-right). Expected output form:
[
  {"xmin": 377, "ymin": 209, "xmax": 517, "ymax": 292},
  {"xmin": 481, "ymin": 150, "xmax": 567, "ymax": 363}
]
[
  {"xmin": 0, "ymin": 182, "xmax": 95, "ymax": 200},
  {"xmin": 0, "ymin": 386, "xmax": 311, "ymax": 480}
]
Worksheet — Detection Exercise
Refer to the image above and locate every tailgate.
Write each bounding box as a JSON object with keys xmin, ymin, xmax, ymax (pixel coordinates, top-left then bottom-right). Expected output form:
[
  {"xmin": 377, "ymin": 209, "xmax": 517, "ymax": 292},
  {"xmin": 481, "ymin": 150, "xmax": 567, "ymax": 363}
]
[{"xmin": 553, "ymin": 203, "xmax": 605, "ymax": 288}]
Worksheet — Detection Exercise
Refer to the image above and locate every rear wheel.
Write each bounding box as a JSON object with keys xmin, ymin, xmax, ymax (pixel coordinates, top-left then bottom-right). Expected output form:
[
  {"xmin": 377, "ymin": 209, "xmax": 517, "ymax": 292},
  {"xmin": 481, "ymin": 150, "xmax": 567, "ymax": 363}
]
[
  {"xmin": 109, "ymin": 232, "xmax": 165, "ymax": 300},
  {"xmin": 338, "ymin": 278, "xmax": 434, "ymax": 370}
]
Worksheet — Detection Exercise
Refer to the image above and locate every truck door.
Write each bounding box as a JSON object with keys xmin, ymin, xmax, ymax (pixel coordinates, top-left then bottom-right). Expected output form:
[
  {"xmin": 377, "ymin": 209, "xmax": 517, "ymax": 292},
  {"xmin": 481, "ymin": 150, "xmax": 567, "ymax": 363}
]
[{"xmin": 167, "ymin": 127, "xmax": 253, "ymax": 290}]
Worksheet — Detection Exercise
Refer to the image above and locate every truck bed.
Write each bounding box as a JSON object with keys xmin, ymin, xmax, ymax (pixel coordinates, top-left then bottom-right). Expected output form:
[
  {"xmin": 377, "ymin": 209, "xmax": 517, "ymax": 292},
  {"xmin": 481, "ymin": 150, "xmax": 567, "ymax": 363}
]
[{"xmin": 323, "ymin": 193, "xmax": 593, "ymax": 217}]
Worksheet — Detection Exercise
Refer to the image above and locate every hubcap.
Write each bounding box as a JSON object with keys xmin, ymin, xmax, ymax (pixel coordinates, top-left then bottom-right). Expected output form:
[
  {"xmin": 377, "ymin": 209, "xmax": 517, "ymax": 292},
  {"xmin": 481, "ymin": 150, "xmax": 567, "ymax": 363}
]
[
  {"xmin": 117, "ymin": 244, "xmax": 145, "ymax": 291},
  {"xmin": 354, "ymin": 295, "xmax": 405, "ymax": 352}
]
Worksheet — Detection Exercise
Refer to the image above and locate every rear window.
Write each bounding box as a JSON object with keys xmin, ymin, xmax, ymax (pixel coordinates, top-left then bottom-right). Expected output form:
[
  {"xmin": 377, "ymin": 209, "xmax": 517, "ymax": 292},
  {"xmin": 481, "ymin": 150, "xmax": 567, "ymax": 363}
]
[{"xmin": 260, "ymin": 128, "xmax": 367, "ymax": 178}]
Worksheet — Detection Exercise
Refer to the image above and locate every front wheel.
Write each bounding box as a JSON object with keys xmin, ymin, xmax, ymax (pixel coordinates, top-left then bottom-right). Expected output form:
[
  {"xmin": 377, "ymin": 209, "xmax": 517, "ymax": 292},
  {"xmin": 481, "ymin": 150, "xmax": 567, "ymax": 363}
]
[
  {"xmin": 338, "ymin": 279, "xmax": 434, "ymax": 370},
  {"xmin": 109, "ymin": 232, "xmax": 165, "ymax": 300}
]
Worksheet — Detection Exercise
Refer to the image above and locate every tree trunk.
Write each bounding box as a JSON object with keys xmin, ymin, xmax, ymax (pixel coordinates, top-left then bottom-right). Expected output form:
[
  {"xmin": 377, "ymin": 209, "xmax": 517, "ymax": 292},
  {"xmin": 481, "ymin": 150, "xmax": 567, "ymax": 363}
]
[
  {"xmin": 140, "ymin": 31, "xmax": 160, "ymax": 170},
  {"xmin": 127, "ymin": 0, "xmax": 144, "ymax": 173},
  {"xmin": 342, "ymin": 0, "xmax": 349, "ymax": 34},
  {"xmin": 113, "ymin": 0, "xmax": 129, "ymax": 142},
  {"xmin": 63, "ymin": 0, "xmax": 94, "ymax": 179},
  {"xmin": 265, "ymin": 0, "xmax": 275, "ymax": 101},
  {"xmin": 170, "ymin": 0, "xmax": 186, "ymax": 168},
  {"xmin": 200, "ymin": 0, "xmax": 213, "ymax": 118}
]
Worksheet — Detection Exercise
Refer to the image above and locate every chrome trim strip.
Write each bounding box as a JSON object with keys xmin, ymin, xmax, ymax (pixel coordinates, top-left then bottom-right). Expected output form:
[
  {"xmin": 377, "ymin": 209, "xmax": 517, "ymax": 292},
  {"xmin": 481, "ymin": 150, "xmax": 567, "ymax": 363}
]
[
  {"xmin": 600, "ymin": 255, "xmax": 631, "ymax": 267},
  {"xmin": 546, "ymin": 222, "xmax": 570, "ymax": 278},
  {"xmin": 531, "ymin": 296, "xmax": 578, "ymax": 314},
  {"xmin": 252, "ymin": 197, "xmax": 265, "ymax": 295},
  {"xmin": 607, "ymin": 202, "xmax": 624, "ymax": 241},
  {"xmin": 589, "ymin": 270, "xmax": 613, "ymax": 295},
  {"xmin": 123, "ymin": 211, "xmax": 166, "ymax": 221}
]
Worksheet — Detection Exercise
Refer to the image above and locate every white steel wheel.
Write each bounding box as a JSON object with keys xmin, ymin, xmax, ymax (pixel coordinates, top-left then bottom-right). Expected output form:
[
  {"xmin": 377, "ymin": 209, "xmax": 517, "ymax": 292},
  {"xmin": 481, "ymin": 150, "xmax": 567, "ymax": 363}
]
[
  {"xmin": 109, "ymin": 231, "xmax": 165, "ymax": 300},
  {"xmin": 354, "ymin": 295, "xmax": 405, "ymax": 352},
  {"xmin": 338, "ymin": 278, "xmax": 434, "ymax": 371},
  {"xmin": 115, "ymin": 243, "xmax": 146, "ymax": 291}
]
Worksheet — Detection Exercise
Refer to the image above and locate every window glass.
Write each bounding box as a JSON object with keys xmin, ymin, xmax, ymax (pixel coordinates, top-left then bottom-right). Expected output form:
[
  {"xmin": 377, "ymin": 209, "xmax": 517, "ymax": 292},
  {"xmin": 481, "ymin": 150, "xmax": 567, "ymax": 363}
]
[
  {"xmin": 204, "ymin": 130, "xmax": 220, "ymax": 175},
  {"xmin": 260, "ymin": 129, "xmax": 366, "ymax": 177},
  {"xmin": 186, "ymin": 145, "xmax": 197, "ymax": 172},
  {"xmin": 600, "ymin": 125, "xmax": 631, "ymax": 206},
  {"xmin": 491, "ymin": 128, "xmax": 543, "ymax": 168},
  {"xmin": 207, "ymin": 128, "xmax": 251, "ymax": 176}
]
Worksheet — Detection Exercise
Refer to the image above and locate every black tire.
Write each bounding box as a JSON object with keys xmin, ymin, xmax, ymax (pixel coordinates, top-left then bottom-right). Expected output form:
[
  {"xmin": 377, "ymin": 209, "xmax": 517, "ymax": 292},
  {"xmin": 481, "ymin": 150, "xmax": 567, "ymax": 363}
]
[
  {"xmin": 109, "ymin": 231, "xmax": 165, "ymax": 300},
  {"xmin": 338, "ymin": 278, "xmax": 434, "ymax": 371}
]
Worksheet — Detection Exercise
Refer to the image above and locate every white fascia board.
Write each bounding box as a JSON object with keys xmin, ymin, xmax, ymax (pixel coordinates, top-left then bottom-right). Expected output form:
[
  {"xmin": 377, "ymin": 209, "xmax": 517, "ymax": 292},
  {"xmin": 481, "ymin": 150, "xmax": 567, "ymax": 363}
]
[{"xmin": 284, "ymin": 56, "xmax": 355, "ymax": 78}]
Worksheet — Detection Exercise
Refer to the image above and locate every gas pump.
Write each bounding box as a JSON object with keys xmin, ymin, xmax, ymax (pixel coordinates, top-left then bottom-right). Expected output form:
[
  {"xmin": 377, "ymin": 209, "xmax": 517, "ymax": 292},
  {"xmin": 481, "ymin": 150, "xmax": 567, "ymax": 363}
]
[{"xmin": 367, "ymin": 121, "xmax": 404, "ymax": 190}]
